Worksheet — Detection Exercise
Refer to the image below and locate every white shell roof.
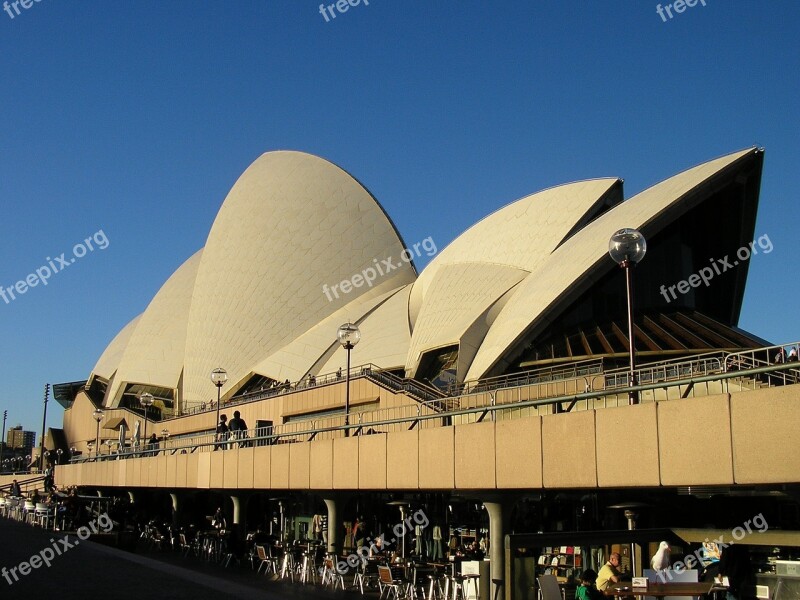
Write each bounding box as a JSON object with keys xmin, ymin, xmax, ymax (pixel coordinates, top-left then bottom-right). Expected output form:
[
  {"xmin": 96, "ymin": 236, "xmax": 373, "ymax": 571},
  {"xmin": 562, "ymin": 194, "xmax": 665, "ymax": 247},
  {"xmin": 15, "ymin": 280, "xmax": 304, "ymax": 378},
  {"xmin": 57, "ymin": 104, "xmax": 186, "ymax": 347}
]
[
  {"xmin": 91, "ymin": 314, "xmax": 142, "ymax": 381},
  {"xmin": 88, "ymin": 148, "xmax": 761, "ymax": 405},
  {"xmin": 464, "ymin": 148, "xmax": 758, "ymax": 380},
  {"xmin": 181, "ymin": 151, "xmax": 415, "ymax": 404},
  {"xmin": 105, "ymin": 250, "xmax": 203, "ymax": 406},
  {"xmin": 405, "ymin": 178, "xmax": 622, "ymax": 376}
]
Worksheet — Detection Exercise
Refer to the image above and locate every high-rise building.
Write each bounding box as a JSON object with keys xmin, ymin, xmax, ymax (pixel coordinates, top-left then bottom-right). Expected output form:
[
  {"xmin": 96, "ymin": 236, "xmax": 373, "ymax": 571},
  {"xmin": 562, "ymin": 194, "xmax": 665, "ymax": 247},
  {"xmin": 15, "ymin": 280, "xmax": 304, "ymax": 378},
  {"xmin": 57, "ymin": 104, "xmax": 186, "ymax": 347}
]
[{"xmin": 6, "ymin": 426, "xmax": 35, "ymax": 454}]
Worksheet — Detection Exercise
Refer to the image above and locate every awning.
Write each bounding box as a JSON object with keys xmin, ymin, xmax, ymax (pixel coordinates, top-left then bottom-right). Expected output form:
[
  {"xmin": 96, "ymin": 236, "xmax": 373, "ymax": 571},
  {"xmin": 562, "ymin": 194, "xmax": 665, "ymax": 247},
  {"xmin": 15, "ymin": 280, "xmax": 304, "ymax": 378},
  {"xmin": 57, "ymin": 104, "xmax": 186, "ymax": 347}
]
[
  {"xmin": 672, "ymin": 528, "xmax": 800, "ymax": 548},
  {"xmin": 103, "ymin": 417, "xmax": 128, "ymax": 431}
]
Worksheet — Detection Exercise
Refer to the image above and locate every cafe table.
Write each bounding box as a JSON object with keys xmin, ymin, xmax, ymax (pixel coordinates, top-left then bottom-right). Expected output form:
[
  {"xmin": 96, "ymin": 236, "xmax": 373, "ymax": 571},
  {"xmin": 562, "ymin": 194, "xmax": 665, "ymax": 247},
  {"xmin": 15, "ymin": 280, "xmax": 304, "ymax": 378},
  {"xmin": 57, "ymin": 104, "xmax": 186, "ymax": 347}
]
[{"xmin": 604, "ymin": 581, "xmax": 716, "ymax": 597}]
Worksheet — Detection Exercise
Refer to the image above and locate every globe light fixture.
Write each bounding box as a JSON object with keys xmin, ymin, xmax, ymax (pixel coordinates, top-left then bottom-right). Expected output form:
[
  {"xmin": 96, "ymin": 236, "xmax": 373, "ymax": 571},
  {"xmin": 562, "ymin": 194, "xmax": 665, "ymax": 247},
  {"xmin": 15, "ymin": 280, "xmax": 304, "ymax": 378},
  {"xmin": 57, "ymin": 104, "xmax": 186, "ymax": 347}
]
[
  {"xmin": 608, "ymin": 228, "xmax": 647, "ymax": 404},
  {"xmin": 337, "ymin": 323, "xmax": 361, "ymax": 436},
  {"xmin": 139, "ymin": 393, "xmax": 155, "ymax": 442},
  {"xmin": 210, "ymin": 367, "xmax": 228, "ymax": 439}
]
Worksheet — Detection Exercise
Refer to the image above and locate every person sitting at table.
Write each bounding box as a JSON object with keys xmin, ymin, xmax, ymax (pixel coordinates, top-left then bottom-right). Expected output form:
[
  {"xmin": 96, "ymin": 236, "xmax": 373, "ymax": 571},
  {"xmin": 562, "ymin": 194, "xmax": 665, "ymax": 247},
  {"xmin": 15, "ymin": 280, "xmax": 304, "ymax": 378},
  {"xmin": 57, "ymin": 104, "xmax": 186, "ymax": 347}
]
[
  {"xmin": 369, "ymin": 534, "xmax": 386, "ymax": 557},
  {"xmin": 576, "ymin": 569, "xmax": 604, "ymax": 600},
  {"xmin": 211, "ymin": 507, "xmax": 227, "ymax": 530},
  {"xmin": 466, "ymin": 540, "xmax": 484, "ymax": 560},
  {"xmin": 596, "ymin": 552, "xmax": 624, "ymax": 591}
]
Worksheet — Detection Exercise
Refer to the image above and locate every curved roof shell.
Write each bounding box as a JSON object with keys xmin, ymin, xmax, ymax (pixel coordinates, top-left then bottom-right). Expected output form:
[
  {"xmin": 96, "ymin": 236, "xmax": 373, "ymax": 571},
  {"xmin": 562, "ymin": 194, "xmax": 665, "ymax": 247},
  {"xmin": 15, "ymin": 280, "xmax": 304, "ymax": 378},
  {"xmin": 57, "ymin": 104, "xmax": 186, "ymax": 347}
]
[
  {"xmin": 86, "ymin": 148, "xmax": 764, "ymax": 408},
  {"xmin": 105, "ymin": 250, "xmax": 203, "ymax": 406},
  {"xmin": 464, "ymin": 148, "xmax": 761, "ymax": 380},
  {"xmin": 181, "ymin": 151, "xmax": 415, "ymax": 404},
  {"xmin": 406, "ymin": 178, "xmax": 623, "ymax": 375}
]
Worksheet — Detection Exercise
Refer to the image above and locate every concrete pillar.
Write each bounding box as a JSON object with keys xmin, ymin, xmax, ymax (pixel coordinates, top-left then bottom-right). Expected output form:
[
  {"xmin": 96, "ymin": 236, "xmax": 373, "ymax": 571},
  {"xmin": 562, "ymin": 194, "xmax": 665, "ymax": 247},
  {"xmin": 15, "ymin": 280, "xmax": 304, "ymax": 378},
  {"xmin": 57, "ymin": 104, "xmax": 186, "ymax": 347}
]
[
  {"xmin": 324, "ymin": 497, "xmax": 342, "ymax": 554},
  {"xmin": 231, "ymin": 495, "xmax": 243, "ymax": 526},
  {"xmin": 170, "ymin": 493, "xmax": 180, "ymax": 528},
  {"xmin": 482, "ymin": 496, "xmax": 516, "ymax": 600}
]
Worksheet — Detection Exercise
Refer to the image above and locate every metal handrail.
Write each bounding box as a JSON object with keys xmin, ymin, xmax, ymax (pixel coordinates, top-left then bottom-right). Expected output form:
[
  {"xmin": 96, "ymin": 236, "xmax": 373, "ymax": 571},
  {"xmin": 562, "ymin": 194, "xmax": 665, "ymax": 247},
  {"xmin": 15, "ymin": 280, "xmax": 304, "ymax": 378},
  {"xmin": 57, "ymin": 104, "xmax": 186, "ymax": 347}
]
[
  {"xmin": 447, "ymin": 358, "xmax": 605, "ymax": 396},
  {"xmin": 69, "ymin": 355, "xmax": 800, "ymax": 464}
]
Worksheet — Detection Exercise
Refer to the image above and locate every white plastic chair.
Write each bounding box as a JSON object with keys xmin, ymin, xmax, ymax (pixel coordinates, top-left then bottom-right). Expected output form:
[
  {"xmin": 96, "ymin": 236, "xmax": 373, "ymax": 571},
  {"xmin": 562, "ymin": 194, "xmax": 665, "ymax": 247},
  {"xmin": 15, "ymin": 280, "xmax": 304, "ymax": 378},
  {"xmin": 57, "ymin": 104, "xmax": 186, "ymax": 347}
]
[
  {"xmin": 35, "ymin": 503, "xmax": 52, "ymax": 529},
  {"xmin": 23, "ymin": 500, "xmax": 36, "ymax": 524}
]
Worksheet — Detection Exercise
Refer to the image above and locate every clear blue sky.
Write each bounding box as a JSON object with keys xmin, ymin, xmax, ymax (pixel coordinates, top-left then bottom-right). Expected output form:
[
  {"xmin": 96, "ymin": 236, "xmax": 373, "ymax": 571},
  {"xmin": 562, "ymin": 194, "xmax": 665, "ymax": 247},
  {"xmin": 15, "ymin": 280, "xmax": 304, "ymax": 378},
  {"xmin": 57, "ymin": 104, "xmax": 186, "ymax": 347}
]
[{"xmin": 1, "ymin": 1, "xmax": 798, "ymax": 434}]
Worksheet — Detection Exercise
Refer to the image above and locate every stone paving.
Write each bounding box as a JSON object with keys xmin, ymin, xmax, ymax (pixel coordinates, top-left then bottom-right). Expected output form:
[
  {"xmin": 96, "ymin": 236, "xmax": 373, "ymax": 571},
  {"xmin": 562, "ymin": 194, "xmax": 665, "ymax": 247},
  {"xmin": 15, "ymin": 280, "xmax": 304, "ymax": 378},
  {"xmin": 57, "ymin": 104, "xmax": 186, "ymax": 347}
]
[{"xmin": 0, "ymin": 517, "xmax": 349, "ymax": 600}]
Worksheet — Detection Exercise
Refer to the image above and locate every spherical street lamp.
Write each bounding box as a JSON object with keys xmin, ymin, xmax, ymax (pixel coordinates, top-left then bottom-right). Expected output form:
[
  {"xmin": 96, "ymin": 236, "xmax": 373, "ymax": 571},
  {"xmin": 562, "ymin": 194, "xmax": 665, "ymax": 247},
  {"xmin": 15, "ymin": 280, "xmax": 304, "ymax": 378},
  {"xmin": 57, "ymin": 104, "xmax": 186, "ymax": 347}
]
[
  {"xmin": 92, "ymin": 408, "xmax": 104, "ymax": 457},
  {"xmin": 210, "ymin": 368, "xmax": 228, "ymax": 442},
  {"xmin": 609, "ymin": 228, "xmax": 647, "ymax": 404},
  {"xmin": 161, "ymin": 428, "xmax": 170, "ymax": 455},
  {"xmin": 139, "ymin": 393, "xmax": 155, "ymax": 442},
  {"xmin": 337, "ymin": 323, "xmax": 361, "ymax": 436}
]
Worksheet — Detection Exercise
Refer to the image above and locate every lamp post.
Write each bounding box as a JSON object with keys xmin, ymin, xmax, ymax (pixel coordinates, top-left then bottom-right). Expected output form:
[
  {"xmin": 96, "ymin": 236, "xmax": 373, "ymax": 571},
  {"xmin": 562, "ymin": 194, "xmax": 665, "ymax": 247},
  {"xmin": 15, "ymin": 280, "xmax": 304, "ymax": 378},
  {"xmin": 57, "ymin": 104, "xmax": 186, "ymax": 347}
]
[
  {"xmin": 608, "ymin": 228, "xmax": 647, "ymax": 405},
  {"xmin": 210, "ymin": 368, "xmax": 228, "ymax": 435},
  {"xmin": 139, "ymin": 393, "xmax": 155, "ymax": 441},
  {"xmin": 92, "ymin": 408, "xmax": 104, "ymax": 457},
  {"xmin": 56, "ymin": 448, "xmax": 63, "ymax": 464},
  {"xmin": 0, "ymin": 409, "xmax": 6, "ymax": 469},
  {"xmin": 337, "ymin": 323, "xmax": 361, "ymax": 437}
]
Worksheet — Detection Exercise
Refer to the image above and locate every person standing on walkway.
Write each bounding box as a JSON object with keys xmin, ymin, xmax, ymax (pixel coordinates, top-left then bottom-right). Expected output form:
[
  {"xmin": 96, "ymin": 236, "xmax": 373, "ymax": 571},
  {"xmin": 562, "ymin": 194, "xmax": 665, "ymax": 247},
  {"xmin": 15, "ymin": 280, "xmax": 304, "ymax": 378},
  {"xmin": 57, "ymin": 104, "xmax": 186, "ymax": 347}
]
[
  {"xmin": 215, "ymin": 414, "xmax": 229, "ymax": 450},
  {"xmin": 228, "ymin": 411, "xmax": 248, "ymax": 447}
]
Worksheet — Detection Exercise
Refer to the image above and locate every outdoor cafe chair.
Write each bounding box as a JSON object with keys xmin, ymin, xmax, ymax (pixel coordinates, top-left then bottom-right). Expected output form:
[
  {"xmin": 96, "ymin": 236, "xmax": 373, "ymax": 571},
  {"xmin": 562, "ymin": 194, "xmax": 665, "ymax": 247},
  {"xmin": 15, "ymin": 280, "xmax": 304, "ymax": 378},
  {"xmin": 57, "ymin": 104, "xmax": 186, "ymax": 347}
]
[
  {"xmin": 355, "ymin": 559, "xmax": 382, "ymax": 594},
  {"xmin": 23, "ymin": 500, "xmax": 36, "ymax": 524},
  {"xmin": 256, "ymin": 545, "xmax": 275, "ymax": 575},
  {"xmin": 178, "ymin": 533, "xmax": 193, "ymax": 557},
  {"xmin": 378, "ymin": 564, "xmax": 411, "ymax": 600},
  {"xmin": 34, "ymin": 503, "xmax": 53, "ymax": 529},
  {"xmin": 322, "ymin": 556, "xmax": 346, "ymax": 590}
]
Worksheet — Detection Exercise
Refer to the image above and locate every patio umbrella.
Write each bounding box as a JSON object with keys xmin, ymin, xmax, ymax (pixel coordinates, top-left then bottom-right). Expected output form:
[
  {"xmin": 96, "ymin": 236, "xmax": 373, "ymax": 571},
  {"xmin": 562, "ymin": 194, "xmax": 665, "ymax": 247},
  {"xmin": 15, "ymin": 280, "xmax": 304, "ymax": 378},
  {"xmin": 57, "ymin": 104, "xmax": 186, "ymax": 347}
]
[
  {"xmin": 118, "ymin": 421, "xmax": 127, "ymax": 451},
  {"xmin": 132, "ymin": 421, "xmax": 141, "ymax": 448}
]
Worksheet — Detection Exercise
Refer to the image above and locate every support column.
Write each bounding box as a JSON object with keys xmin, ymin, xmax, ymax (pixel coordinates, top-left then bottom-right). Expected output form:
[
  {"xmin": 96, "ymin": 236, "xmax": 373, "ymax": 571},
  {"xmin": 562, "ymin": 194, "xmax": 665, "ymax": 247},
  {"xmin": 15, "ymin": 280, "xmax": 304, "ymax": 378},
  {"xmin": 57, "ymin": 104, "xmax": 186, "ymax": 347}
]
[
  {"xmin": 170, "ymin": 493, "xmax": 180, "ymax": 528},
  {"xmin": 482, "ymin": 495, "xmax": 516, "ymax": 600},
  {"xmin": 324, "ymin": 496, "xmax": 344, "ymax": 555},
  {"xmin": 231, "ymin": 495, "xmax": 243, "ymax": 527}
]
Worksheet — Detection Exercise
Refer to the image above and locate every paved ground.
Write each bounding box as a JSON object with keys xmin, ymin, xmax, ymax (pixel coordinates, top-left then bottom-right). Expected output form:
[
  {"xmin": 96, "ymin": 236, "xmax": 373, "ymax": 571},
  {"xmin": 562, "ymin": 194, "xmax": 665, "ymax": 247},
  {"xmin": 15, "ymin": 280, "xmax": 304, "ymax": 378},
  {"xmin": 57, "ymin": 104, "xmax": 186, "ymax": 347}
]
[{"xmin": 0, "ymin": 517, "xmax": 350, "ymax": 600}]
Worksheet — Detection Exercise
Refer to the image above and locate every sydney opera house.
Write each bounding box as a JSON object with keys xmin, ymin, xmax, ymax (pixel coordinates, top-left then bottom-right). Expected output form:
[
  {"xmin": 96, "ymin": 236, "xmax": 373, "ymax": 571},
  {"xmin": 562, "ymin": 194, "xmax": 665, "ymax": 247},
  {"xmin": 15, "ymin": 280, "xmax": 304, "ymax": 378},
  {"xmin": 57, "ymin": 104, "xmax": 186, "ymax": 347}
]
[{"xmin": 8, "ymin": 147, "xmax": 800, "ymax": 599}]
